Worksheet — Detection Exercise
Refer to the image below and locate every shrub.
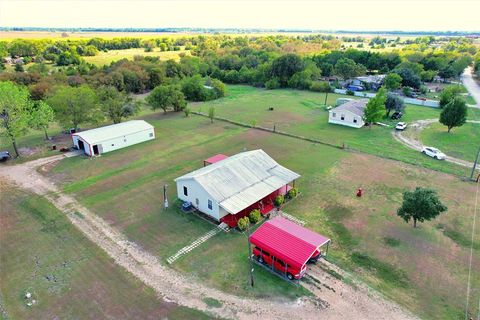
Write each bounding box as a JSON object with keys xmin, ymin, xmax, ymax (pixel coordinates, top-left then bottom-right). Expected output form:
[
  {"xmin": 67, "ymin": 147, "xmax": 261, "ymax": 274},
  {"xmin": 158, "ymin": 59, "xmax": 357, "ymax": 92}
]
[
  {"xmin": 274, "ymin": 195, "xmax": 284, "ymax": 207},
  {"xmin": 184, "ymin": 107, "xmax": 191, "ymax": 117},
  {"xmin": 287, "ymin": 187, "xmax": 298, "ymax": 199},
  {"xmin": 249, "ymin": 209, "xmax": 261, "ymax": 224},
  {"xmin": 265, "ymin": 78, "xmax": 280, "ymax": 90},
  {"xmin": 237, "ymin": 216, "xmax": 250, "ymax": 231},
  {"xmin": 346, "ymin": 89, "xmax": 354, "ymax": 96}
]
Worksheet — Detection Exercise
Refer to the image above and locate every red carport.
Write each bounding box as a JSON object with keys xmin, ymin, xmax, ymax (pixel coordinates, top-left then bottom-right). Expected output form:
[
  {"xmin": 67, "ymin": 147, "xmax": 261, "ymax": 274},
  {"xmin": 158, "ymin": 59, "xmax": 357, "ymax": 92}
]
[
  {"xmin": 249, "ymin": 216, "xmax": 331, "ymax": 271},
  {"xmin": 203, "ymin": 154, "xmax": 228, "ymax": 166}
]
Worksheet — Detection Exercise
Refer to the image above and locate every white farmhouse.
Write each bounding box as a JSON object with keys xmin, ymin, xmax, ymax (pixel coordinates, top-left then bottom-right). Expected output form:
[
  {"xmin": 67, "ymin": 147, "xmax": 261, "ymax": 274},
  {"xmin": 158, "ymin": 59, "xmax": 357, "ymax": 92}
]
[
  {"xmin": 72, "ymin": 120, "xmax": 155, "ymax": 156},
  {"xmin": 174, "ymin": 149, "xmax": 300, "ymax": 227},
  {"xmin": 328, "ymin": 99, "xmax": 368, "ymax": 128}
]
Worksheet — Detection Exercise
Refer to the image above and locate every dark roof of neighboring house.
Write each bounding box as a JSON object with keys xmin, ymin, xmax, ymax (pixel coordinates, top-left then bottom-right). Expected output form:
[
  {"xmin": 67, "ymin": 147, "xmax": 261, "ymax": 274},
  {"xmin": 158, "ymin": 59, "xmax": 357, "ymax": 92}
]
[{"xmin": 331, "ymin": 99, "xmax": 368, "ymax": 117}]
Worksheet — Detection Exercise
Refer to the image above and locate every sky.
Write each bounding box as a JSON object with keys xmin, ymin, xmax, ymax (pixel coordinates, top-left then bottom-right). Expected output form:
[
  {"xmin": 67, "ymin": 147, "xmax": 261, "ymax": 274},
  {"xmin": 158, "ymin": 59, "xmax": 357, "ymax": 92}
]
[{"xmin": 0, "ymin": 0, "xmax": 479, "ymax": 32}]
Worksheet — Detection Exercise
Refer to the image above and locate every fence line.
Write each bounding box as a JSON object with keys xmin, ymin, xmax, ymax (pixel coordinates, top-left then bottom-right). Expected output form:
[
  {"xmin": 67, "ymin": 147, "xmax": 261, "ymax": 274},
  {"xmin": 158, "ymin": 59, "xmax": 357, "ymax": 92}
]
[{"xmin": 191, "ymin": 111, "xmax": 469, "ymax": 177}]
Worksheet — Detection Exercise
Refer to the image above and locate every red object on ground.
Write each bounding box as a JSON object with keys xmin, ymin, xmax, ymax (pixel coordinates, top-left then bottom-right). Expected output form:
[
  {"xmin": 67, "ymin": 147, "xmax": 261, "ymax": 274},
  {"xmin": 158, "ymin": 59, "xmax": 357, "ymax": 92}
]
[
  {"xmin": 249, "ymin": 216, "xmax": 330, "ymax": 271},
  {"xmin": 356, "ymin": 188, "xmax": 363, "ymax": 197},
  {"xmin": 204, "ymin": 154, "xmax": 228, "ymax": 166}
]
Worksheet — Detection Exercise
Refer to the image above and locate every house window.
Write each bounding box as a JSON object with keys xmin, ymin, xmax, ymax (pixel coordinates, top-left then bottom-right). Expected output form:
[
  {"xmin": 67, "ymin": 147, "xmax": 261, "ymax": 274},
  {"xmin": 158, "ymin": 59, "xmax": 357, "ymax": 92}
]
[
  {"xmin": 183, "ymin": 186, "xmax": 188, "ymax": 196},
  {"xmin": 195, "ymin": 198, "xmax": 199, "ymax": 207},
  {"xmin": 341, "ymin": 114, "xmax": 345, "ymax": 120},
  {"xmin": 332, "ymin": 112, "xmax": 336, "ymax": 117},
  {"xmin": 111, "ymin": 144, "xmax": 115, "ymax": 146},
  {"xmin": 353, "ymin": 118, "xmax": 357, "ymax": 123},
  {"xmin": 208, "ymin": 199, "xmax": 213, "ymax": 210},
  {"xmin": 149, "ymin": 133, "xmax": 153, "ymax": 137}
]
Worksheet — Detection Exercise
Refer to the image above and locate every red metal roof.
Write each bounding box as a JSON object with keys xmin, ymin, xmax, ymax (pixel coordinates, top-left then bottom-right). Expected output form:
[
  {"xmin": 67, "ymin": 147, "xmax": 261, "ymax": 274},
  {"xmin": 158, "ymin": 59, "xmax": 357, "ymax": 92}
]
[
  {"xmin": 204, "ymin": 154, "xmax": 228, "ymax": 164},
  {"xmin": 249, "ymin": 217, "xmax": 330, "ymax": 269}
]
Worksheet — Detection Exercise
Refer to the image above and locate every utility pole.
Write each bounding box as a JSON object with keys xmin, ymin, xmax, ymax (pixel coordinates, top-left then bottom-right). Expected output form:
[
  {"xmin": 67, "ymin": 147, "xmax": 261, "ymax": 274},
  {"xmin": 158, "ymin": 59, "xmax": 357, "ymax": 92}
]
[
  {"xmin": 247, "ymin": 225, "xmax": 254, "ymax": 287},
  {"xmin": 470, "ymin": 145, "xmax": 480, "ymax": 181},
  {"xmin": 163, "ymin": 184, "xmax": 169, "ymax": 210}
]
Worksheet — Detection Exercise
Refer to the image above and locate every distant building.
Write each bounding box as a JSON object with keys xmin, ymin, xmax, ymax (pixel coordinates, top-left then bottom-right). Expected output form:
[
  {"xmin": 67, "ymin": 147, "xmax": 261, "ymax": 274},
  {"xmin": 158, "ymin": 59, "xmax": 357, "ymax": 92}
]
[
  {"xmin": 347, "ymin": 75, "xmax": 385, "ymax": 91},
  {"xmin": 72, "ymin": 120, "xmax": 155, "ymax": 156},
  {"xmin": 328, "ymin": 99, "xmax": 368, "ymax": 128}
]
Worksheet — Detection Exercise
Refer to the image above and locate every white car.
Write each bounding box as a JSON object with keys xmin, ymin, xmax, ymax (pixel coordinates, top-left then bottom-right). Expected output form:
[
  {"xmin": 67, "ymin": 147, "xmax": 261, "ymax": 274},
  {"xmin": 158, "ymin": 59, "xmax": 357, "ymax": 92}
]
[
  {"xmin": 422, "ymin": 147, "xmax": 446, "ymax": 160},
  {"xmin": 395, "ymin": 122, "xmax": 407, "ymax": 131}
]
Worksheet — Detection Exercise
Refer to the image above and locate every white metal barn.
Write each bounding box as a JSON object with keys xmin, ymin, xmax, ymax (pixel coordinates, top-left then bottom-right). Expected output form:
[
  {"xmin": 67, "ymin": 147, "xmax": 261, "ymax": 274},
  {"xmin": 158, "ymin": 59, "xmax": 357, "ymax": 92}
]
[
  {"xmin": 72, "ymin": 120, "xmax": 155, "ymax": 156},
  {"xmin": 328, "ymin": 99, "xmax": 368, "ymax": 129},
  {"xmin": 174, "ymin": 149, "xmax": 300, "ymax": 227}
]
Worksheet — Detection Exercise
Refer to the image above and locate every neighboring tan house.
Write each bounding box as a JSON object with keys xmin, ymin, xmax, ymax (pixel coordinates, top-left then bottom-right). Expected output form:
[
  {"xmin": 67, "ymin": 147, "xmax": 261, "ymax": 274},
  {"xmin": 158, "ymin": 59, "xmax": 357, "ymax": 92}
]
[{"xmin": 328, "ymin": 99, "xmax": 368, "ymax": 128}]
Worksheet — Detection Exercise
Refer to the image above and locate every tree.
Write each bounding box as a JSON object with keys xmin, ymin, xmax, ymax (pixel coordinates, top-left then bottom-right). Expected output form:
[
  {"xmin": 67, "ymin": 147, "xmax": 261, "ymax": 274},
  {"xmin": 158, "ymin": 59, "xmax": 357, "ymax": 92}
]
[
  {"xmin": 208, "ymin": 106, "xmax": 215, "ymax": 123},
  {"xmin": 397, "ymin": 187, "xmax": 447, "ymax": 228},
  {"xmin": 146, "ymin": 85, "xmax": 171, "ymax": 113},
  {"xmin": 335, "ymin": 58, "xmax": 364, "ymax": 80},
  {"xmin": 439, "ymin": 85, "xmax": 463, "ymax": 108},
  {"xmin": 439, "ymin": 96, "xmax": 467, "ymax": 132},
  {"xmin": 393, "ymin": 68, "xmax": 421, "ymax": 89},
  {"xmin": 170, "ymin": 89, "xmax": 187, "ymax": 112},
  {"xmin": 97, "ymin": 86, "xmax": 133, "ymax": 123},
  {"xmin": 385, "ymin": 93, "xmax": 404, "ymax": 116},
  {"xmin": 270, "ymin": 54, "xmax": 304, "ymax": 86},
  {"xmin": 0, "ymin": 82, "xmax": 32, "ymax": 157},
  {"xmin": 310, "ymin": 81, "xmax": 331, "ymax": 105},
  {"xmin": 30, "ymin": 100, "xmax": 55, "ymax": 140},
  {"xmin": 47, "ymin": 85, "xmax": 100, "ymax": 130},
  {"xmin": 364, "ymin": 87, "xmax": 387, "ymax": 127},
  {"xmin": 14, "ymin": 62, "xmax": 24, "ymax": 72},
  {"xmin": 146, "ymin": 85, "xmax": 186, "ymax": 113},
  {"xmin": 384, "ymin": 73, "xmax": 402, "ymax": 90}
]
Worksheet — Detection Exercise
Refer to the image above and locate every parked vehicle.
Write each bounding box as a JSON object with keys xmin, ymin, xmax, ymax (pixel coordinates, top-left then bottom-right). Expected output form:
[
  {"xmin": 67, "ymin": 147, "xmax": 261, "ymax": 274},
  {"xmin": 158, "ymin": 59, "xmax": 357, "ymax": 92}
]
[
  {"xmin": 395, "ymin": 122, "xmax": 407, "ymax": 131},
  {"xmin": 422, "ymin": 147, "xmax": 446, "ymax": 160},
  {"xmin": 308, "ymin": 249, "xmax": 322, "ymax": 264},
  {"xmin": 391, "ymin": 112, "xmax": 403, "ymax": 120},
  {"xmin": 252, "ymin": 247, "xmax": 306, "ymax": 280},
  {"xmin": 0, "ymin": 151, "xmax": 11, "ymax": 161}
]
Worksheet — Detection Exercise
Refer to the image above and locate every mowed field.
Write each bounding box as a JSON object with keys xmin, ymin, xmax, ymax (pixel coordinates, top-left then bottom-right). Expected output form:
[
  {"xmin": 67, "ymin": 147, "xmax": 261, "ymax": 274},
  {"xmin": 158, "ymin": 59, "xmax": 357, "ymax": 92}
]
[
  {"xmin": 43, "ymin": 109, "xmax": 480, "ymax": 319},
  {"xmin": 0, "ymin": 183, "xmax": 210, "ymax": 319},
  {"xmin": 192, "ymin": 85, "xmax": 479, "ymax": 173},
  {"xmin": 83, "ymin": 48, "xmax": 189, "ymax": 66}
]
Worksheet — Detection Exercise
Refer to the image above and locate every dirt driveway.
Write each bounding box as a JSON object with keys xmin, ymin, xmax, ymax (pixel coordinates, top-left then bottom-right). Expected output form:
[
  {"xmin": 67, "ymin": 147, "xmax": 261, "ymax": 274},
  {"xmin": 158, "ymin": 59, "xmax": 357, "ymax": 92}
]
[
  {"xmin": 0, "ymin": 155, "xmax": 417, "ymax": 320},
  {"xmin": 392, "ymin": 119, "xmax": 479, "ymax": 169}
]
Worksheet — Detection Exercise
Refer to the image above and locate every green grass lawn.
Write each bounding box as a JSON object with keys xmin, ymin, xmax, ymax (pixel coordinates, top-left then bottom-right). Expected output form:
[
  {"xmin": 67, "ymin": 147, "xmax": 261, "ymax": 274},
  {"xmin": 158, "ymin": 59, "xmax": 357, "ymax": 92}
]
[
  {"xmin": 0, "ymin": 186, "xmax": 210, "ymax": 319},
  {"xmin": 421, "ymin": 122, "xmax": 480, "ymax": 162},
  {"xmin": 84, "ymin": 48, "xmax": 189, "ymax": 66},
  {"xmin": 192, "ymin": 85, "xmax": 471, "ymax": 176},
  {"xmin": 44, "ymin": 112, "xmax": 480, "ymax": 319}
]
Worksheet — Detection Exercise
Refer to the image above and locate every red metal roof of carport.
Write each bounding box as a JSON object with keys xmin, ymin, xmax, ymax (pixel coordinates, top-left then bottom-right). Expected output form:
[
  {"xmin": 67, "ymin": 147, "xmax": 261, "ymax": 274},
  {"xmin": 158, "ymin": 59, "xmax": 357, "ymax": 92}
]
[
  {"xmin": 249, "ymin": 216, "xmax": 330, "ymax": 270},
  {"xmin": 204, "ymin": 154, "xmax": 228, "ymax": 165}
]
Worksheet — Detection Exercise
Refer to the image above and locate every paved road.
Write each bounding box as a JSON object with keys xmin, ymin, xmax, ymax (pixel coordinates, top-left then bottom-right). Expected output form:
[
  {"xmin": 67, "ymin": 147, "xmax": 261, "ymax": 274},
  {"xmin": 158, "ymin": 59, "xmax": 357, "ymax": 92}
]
[{"xmin": 461, "ymin": 67, "xmax": 480, "ymax": 108}]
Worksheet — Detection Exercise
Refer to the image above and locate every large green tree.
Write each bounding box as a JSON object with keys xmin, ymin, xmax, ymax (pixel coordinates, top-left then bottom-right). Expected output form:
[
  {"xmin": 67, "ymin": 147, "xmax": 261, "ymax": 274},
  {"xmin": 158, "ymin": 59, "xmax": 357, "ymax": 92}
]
[
  {"xmin": 385, "ymin": 93, "xmax": 405, "ymax": 116},
  {"xmin": 334, "ymin": 58, "xmax": 365, "ymax": 80},
  {"xmin": 363, "ymin": 87, "xmax": 387, "ymax": 127},
  {"xmin": 384, "ymin": 73, "xmax": 402, "ymax": 90},
  {"xmin": 47, "ymin": 85, "xmax": 101, "ymax": 130},
  {"xmin": 397, "ymin": 187, "xmax": 447, "ymax": 228},
  {"xmin": 146, "ymin": 85, "xmax": 186, "ymax": 113},
  {"xmin": 30, "ymin": 100, "xmax": 55, "ymax": 140},
  {"xmin": 439, "ymin": 85, "xmax": 464, "ymax": 108},
  {"xmin": 439, "ymin": 96, "xmax": 467, "ymax": 132},
  {"xmin": 97, "ymin": 86, "xmax": 133, "ymax": 124},
  {"xmin": 0, "ymin": 81, "xmax": 33, "ymax": 157},
  {"xmin": 270, "ymin": 54, "xmax": 304, "ymax": 86}
]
